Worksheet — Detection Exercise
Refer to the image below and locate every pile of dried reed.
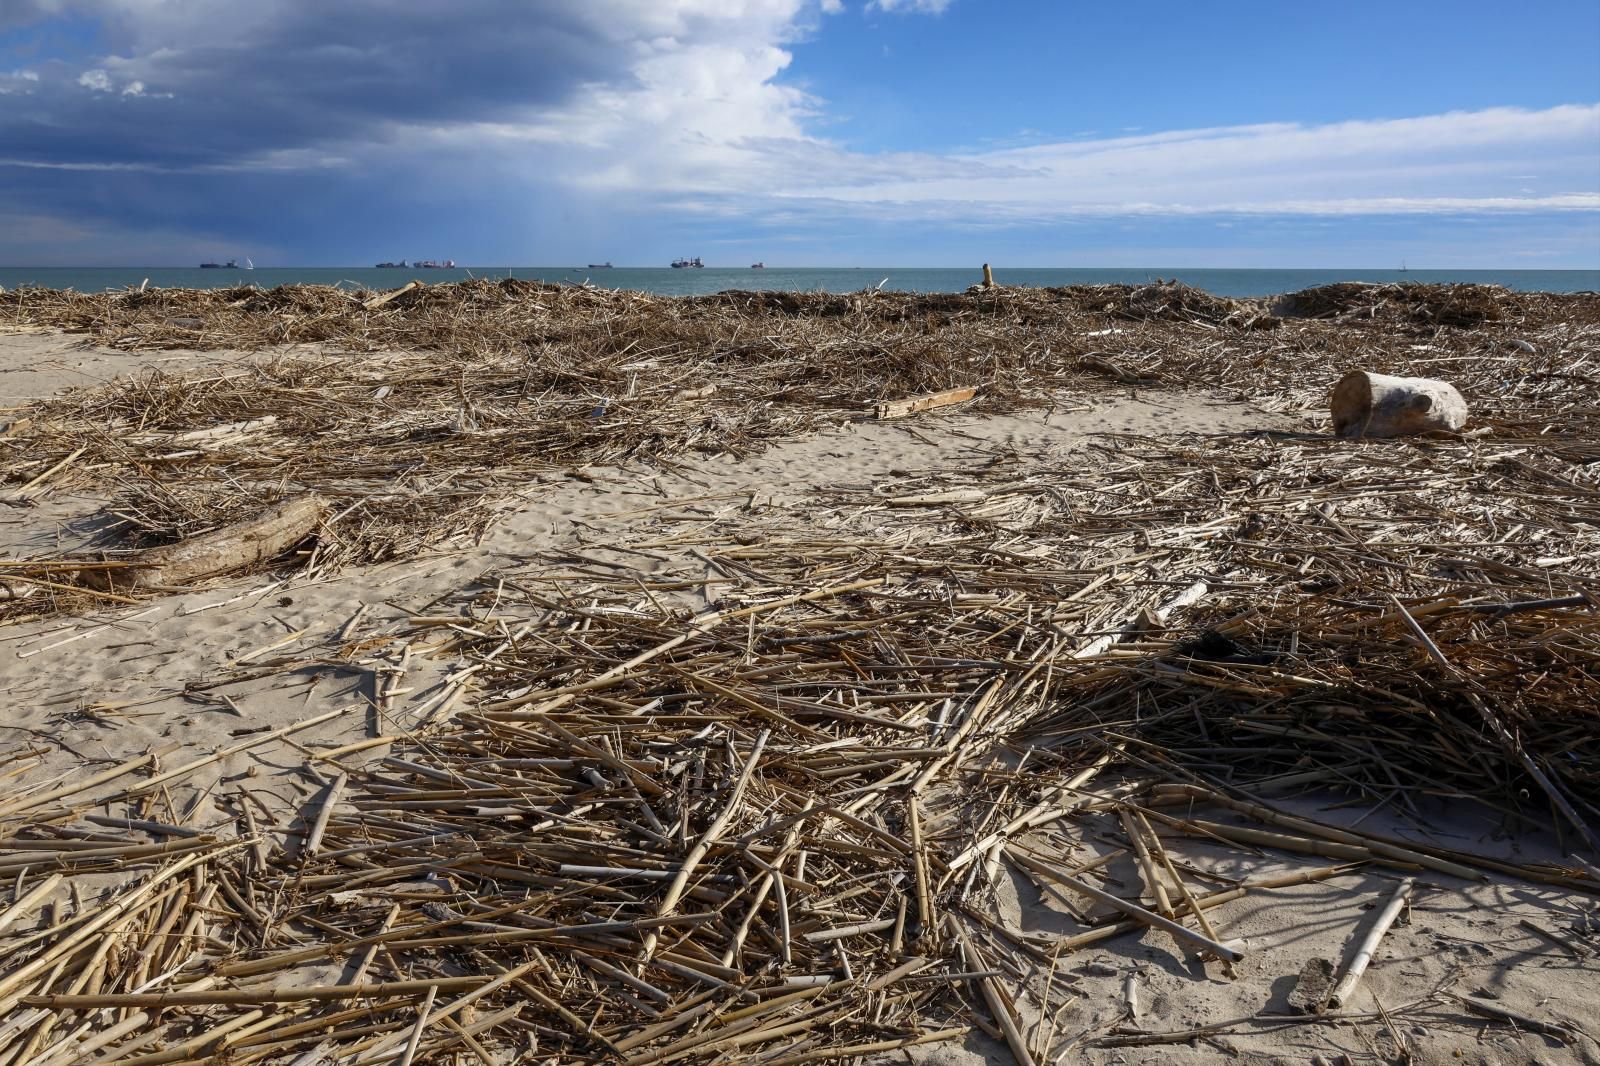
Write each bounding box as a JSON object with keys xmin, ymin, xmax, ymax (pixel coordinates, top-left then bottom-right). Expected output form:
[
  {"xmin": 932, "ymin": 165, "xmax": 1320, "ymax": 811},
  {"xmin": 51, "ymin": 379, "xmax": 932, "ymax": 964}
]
[
  {"xmin": 1272, "ymin": 281, "xmax": 1515, "ymax": 328},
  {"xmin": 0, "ymin": 317, "xmax": 1595, "ymax": 1060},
  {"xmin": 2, "ymin": 280, "xmax": 1596, "ymax": 625}
]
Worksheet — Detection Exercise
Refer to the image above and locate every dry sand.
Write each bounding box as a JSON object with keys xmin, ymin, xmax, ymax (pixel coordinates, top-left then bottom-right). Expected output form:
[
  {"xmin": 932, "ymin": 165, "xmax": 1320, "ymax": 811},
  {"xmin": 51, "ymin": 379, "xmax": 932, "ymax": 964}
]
[
  {"xmin": 1, "ymin": 330, "xmax": 1289, "ymax": 821},
  {"xmin": 1, "ymin": 330, "xmax": 1596, "ymax": 1065},
  {"xmin": 1, "ymin": 327, "xmax": 226, "ymax": 404}
]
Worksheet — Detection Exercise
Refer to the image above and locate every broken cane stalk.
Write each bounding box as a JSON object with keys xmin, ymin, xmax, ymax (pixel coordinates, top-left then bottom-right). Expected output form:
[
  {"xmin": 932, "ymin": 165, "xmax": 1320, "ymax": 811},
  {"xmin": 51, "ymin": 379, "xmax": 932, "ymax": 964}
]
[{"xmin": 1326, "ymin": 877, "xmax": 1413, "ymax": 1009}]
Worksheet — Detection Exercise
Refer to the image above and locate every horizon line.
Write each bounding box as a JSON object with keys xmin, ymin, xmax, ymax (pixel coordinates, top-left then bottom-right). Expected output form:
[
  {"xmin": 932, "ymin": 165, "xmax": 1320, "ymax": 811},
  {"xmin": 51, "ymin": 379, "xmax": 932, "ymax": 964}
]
[{"xmin": 4, "ymin": 264, "xmax": 1599, "ymax": 272}]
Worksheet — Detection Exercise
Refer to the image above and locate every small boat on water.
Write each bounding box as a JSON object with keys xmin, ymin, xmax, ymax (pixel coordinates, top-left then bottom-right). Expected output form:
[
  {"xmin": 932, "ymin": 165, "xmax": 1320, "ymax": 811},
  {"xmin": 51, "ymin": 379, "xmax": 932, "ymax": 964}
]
[
  {"xmin": 199, "ymin": 259, "xmax": 239, "ymax": 269},
  {"xmin": 751, "ymin": 262, "xmax": 765, "ymax": 269},
  {"xmin": 670, "ymin": 257, "xmax": 704, "ymax": 269},
  {"xmin": 588, "ymin": 262, "xmax": 614, "ymax": 269}
]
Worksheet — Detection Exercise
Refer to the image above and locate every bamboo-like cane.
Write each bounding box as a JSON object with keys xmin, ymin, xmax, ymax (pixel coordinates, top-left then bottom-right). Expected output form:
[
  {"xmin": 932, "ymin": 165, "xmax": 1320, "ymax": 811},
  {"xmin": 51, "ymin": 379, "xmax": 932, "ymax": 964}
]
[
  {"xmin": 1326, "ymin": 878, "xmax": 1414, "ymax": 1008},
  {"xmin": 642, "ymin": 729, "xmax": 769, "ymax": 961},
  {"xmin": 394, "ymin": 984, "xmax": 438, "ymax": 1066},
  {"xmin": 948, "ymin": 915, "xmax": 1036, "ymax": 1066},
  {"xmin": 1120, "ymin": 808, "xmax": 1173, "ymax": 916},
  {"xmin": 0, "ymin": 847, "xmax": 236, "ymax": 1013},
  {"xmin": 301, "ymin": 772, "xmax": 347, "ymax": 858},
  {"xmin": 0, "ymin": 873, "xmax": 62, "ymax": 936},
  {"xmin": 1009, "ymin": 849, "xmax": 1244, "ymax": 963}
]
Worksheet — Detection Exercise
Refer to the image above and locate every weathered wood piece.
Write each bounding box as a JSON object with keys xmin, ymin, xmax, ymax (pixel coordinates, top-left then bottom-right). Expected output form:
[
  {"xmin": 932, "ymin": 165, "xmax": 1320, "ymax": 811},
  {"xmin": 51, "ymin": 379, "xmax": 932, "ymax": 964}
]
[
  {"xmin": 363, "ymin": 280, "xmax": 422, "ymax": 310},
  {"xmin": 874, "ymin": 387, "xmax": 977, "ymax": 420},
  {"xmin": 1287, "ymin": 957, "xmax": 1336, "ymax": 1013},
  {"xmin": 1330, "ymin": 371, "xmax": 1467, "ymax": 438},
  {"xmin": 96, "ymin": 494, "xmax": 325, "ymax": 590}
]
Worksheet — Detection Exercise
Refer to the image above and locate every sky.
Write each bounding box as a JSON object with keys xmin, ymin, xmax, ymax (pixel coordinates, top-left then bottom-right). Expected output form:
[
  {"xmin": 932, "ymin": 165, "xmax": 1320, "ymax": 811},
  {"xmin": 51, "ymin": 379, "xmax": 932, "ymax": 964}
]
[{"xmin": 1, "ymin": 0, "xmax": 1597, "ymax": 267}]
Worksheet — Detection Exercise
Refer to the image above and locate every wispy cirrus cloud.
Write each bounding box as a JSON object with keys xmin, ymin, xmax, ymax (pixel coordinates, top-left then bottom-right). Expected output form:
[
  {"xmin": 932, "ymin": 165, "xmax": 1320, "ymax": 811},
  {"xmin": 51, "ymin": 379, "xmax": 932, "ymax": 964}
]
[{"xmin": 760, "ymin": 105, "xmax": 1600, "ymax": 219}]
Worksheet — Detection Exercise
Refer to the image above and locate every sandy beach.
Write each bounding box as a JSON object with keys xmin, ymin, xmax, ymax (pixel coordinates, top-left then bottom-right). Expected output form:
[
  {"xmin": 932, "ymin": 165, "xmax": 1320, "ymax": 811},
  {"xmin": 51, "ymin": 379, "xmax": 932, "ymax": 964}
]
[{"xmin": 0, "ymin": 279, "xmax": 1596, "ymax": 1065}]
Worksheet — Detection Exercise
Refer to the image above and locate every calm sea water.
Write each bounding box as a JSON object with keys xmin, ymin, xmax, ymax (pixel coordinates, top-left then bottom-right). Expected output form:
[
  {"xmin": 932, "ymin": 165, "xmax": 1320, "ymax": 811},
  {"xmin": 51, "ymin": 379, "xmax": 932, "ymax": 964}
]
[{"xmin": 2, "ymin": 265, "xmax": 1596, "ymax": 298}]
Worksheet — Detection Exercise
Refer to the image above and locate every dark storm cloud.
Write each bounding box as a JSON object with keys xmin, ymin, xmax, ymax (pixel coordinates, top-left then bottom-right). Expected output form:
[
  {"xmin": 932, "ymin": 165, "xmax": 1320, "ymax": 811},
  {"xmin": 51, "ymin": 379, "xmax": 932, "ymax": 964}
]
[
  {"xmin": 0, "ymin": 1, "xmax": 681, "ymax": 261},
  {"xmin": 0, "ymin": 1, "xmax": 638, "ymax": 170},
  {"xmin": 0, "ymin": 2, "xmax": 63, "ymax": 33}
]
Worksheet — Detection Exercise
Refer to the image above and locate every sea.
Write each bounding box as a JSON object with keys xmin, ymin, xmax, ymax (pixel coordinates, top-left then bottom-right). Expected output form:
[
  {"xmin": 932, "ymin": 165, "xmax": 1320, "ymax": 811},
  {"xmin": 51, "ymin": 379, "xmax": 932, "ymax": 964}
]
[{"xmin": 1, "ymin": 265, "xmax": 1596, "ymax": 298}]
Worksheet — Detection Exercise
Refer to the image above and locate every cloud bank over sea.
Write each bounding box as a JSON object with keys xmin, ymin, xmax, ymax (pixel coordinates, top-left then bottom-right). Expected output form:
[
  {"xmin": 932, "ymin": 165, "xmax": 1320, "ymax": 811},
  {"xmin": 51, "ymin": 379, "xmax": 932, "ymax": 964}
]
[{"xmin": 1, "ymin": 1, "xmax": 1595, "ymax": 265}]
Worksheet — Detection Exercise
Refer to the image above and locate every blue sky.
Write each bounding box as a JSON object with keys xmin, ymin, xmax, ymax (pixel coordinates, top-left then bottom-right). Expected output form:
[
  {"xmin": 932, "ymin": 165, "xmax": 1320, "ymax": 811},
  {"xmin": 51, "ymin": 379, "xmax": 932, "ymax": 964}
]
[{"xmin": 1, "ymin": 0, "xmax": 1596, "ymax": 267}]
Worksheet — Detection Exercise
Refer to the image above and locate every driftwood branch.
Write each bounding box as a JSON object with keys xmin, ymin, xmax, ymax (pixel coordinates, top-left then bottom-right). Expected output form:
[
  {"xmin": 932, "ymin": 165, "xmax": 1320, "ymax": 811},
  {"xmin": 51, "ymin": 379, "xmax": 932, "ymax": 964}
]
[{"xmin": 90, "ymin": 494, "xmax": 326, "ymax": 591}]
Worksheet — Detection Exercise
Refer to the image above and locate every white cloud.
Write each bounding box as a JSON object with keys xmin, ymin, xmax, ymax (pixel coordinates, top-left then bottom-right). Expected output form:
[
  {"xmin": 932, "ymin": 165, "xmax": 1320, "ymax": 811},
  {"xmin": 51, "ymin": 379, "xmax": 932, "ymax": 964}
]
[
  {"xmin": 397, "ymin": 0, "xmax": 831, "ymax": 195},
  {"xmin": 869, "ymin": 0, "xmax": 954, "ymax": 12},
  {"xmin": 826, "ymin": 104, "xmax": 1600, "ymax": 219},
  {"xmin": 0, "ymin": 158, "xmax": 159, "ymax": 170},
  {"xmin": 338, "ymin": 8, "xmax": 1591, "ymax": 227},
  {"xmin": 0, "ymin": 70, "xmax": 40, "ymax": 95},
  {"xmin": 494, "ymin": 86, "xmax": 1599, "ymax": 224},
  {"xmin": 50, "ymin": 1, "xmax": 1592, "ymax": 229},
  {"xmin": 74, "ymin": 65, "xmax": 152, "ymax": 96},
  {"xmin": 7, "ymin": 0, "xmax": 1597, "ymax": 263}
]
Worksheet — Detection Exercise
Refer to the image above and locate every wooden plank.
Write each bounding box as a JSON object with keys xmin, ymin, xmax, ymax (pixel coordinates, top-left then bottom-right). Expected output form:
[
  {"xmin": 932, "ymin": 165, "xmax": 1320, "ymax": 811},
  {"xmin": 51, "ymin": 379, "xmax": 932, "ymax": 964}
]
[{"xmin": 874, "ymin": 386, "xmax": 976, "ymax": 420}]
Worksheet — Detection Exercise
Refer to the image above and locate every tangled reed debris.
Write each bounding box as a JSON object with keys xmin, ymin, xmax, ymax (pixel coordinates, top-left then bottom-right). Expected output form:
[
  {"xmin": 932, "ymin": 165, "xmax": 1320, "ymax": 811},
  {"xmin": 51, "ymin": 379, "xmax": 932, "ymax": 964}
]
[
  {"xmin": 2, "ymin": 279, "xmax": 1596, "ymax": 617},
  {"xmin": 0, "ymin": 280, "xmax": 1596, "ymax": 1060},
  {"xmin": 0, "ymin": 464, "xmax": 1594, "ymax": 1060},
  {"xmin": 1272, "ymin": 281, "xmax": 1516, "ymax": 328}
]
